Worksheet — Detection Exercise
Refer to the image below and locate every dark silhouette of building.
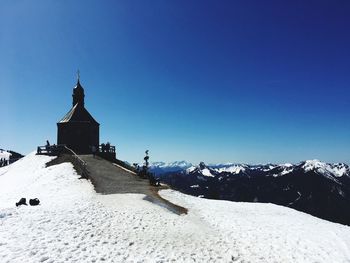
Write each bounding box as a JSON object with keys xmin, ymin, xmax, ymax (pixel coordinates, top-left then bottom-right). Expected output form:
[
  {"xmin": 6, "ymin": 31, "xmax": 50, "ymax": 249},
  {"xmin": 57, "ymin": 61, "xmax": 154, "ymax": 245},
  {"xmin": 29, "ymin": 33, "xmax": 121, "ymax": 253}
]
[{"xmin": 57, "ymin": 78, "xmax": 99, "ymax": 154}]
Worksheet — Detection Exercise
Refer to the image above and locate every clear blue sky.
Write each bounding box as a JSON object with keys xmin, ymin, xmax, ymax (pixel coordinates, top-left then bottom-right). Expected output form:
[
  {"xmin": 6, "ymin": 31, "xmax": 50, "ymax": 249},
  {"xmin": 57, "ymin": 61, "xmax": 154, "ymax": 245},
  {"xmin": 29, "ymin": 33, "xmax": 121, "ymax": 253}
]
[{"xmin": 1, "ymin": 0, "xmax": 349, "ymax": 164}]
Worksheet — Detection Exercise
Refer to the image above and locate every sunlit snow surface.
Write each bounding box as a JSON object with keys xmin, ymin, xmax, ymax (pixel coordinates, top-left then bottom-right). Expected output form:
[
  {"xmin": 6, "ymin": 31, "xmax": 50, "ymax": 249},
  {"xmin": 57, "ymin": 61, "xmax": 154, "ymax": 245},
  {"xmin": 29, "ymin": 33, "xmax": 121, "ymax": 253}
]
[
  {"xmin": 303, "ymin": 159, "xmax": 348, "ymax": 177},
  {"xmin": 1, "ymin": 153, "xmax": 350, "ymax": 262}
]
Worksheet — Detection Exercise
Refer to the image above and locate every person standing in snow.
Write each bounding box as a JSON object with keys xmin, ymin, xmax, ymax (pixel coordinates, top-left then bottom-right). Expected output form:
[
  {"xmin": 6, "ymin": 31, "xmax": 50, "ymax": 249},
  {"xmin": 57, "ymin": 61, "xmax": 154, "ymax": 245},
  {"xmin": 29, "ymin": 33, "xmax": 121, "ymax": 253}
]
[
  {"xmin": 91, "ymin": 145, "xmax": 97, "ymax": 158},
  {"xmin": 46, "ymin": 140, "xmax": 50, "ymax": 153}
]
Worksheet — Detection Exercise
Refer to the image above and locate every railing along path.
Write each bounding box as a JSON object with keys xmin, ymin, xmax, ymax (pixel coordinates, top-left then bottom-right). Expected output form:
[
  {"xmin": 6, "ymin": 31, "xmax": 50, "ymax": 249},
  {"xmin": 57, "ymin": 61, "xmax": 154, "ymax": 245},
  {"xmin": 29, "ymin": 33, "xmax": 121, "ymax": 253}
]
[{"xmin": 37, "ymin": 144, "xmax": 89, "ymax": 178}]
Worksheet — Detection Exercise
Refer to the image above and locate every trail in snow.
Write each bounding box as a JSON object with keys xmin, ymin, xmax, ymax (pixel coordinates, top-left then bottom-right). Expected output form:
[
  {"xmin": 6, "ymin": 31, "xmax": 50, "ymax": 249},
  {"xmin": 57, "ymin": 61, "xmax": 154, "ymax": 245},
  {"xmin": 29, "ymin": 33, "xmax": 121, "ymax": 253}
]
[{"xmin": 0, "ymin": 153, "xmax": 349, "ymax": 263}]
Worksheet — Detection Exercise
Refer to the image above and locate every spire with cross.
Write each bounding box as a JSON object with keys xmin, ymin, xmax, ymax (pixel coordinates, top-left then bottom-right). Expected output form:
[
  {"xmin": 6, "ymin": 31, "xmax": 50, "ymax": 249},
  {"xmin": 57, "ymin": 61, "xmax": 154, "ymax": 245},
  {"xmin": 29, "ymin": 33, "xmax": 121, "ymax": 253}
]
[{"xmin": 72, "ymin": 70, "xmax": 85, "ymax": 106}]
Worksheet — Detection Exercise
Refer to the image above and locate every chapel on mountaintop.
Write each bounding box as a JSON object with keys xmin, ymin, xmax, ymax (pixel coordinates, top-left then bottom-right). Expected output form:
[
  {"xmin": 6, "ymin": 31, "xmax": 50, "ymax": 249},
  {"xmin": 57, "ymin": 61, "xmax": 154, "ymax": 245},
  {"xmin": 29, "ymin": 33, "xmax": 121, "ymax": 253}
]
[{"xmin": 57, "ymin": 76, "xmax": 100, "ymax": 154}]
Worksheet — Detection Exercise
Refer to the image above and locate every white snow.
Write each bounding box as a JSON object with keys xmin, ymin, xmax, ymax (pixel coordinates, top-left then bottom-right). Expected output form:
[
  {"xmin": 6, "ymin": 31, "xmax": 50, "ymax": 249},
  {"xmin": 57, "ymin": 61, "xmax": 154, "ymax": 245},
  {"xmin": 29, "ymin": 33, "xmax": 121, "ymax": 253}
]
[
  {"xmin": 331, "ymin": 163, "xmax": 348, "ymax": 177},
  {"xmin": 216, "ymin": 165, "xmax": 246, "ymax": 174},
  {"xmin": 186, "ymin": 166, "xmax": 197, "ymax": 173},
  {"xmin": 302, "ymin": 160, "xmax": 348, "ymax": 178},
  {"xmin": 150, "ymin": 161, "xmax": 192, "ymax": 169},
  {"xmin": 201, "ymin": 168, "xmax": 214, "ymax": 177},
  {"xmin": 272, "ymin": 164, "xmax": 295, "ymax": 177},
  {"xmin": 263, "ymin": 165, "xmax": 277, "ymax": 171},
  {"xmin": 161, "ymin": 190, "xmax": 350, "ymax": 263},
  {"xmin": 280, "ymin": 169, "xmax": 292, "ymax": 176},
  {"xmin": 0, "ymin": 150, "xmax": 11, "ymax": 165},
  {"xmin": 303, "ymin": 160, "xmax": 328, "ymax": 172},
  {"xmin": 1, "ymin": 153, "xmax": 350, "ymax": 262}
]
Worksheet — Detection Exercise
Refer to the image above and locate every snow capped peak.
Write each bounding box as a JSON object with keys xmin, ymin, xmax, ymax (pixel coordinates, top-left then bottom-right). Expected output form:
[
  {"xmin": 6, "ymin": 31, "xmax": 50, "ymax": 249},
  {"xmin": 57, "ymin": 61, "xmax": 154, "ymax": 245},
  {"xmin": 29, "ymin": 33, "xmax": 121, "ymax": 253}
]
[
  {"xmin": 149, "ymin": 161, "xmax": 193, "ymax": 175},
  {"xmin": 0, "ymin": 150, "xmax": 12, "ymax": 160},
  {"xmin": 186, "ymin": 166, "xmax": 197, "ymax": 174},
  {"xmin": 199, "ymin": 162, "xmax": 207, "ymax": 170},
  {"xmin": 249, "ymin": 164, "xmax": 278, "ymax": 171},
  {"xmin": 152, "ymin": 158, "xmax": 349, "ymax": 179},
  {"xmin": 186, "ymin": 162, "xmax": 216, "ymax": 177},
  {"xmin": 201, "ymin": 168, "xmax": 214, "ymax": 177},
  {"xmin": 170, "ymin": 160, "xmax": 193, "ymax": 167},
  {"xmin": 331, "ymin": 163, "xmax": 349, "ymax": 177},
  {"xmin": 302, "ymin": 160, "xmax": 325, "ymax": 171},
  {"xmin": 196, "ymin": 162, "xmax": 214, "ymax": 177},
  {"xmin": 150, "ymin": 160, "xmax": 192, "ymax": 168},
  {"xmin": 150, "ymin": 161, "xmax": 166, "ymax": 167},
  {"xmin": 216, "ymin": 164, "xmax": 247, "ymax": 174},
  {"xmin": 301, "ymin": 160, "xmax": 349, "ymax": 178}
]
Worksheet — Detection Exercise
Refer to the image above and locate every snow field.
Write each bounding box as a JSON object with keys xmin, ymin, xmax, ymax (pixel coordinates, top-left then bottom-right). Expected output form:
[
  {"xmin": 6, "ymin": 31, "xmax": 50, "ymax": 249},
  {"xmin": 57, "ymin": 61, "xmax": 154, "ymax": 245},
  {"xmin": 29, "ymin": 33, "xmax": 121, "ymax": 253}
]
[
  {"xmin": 160, "ymin": 190, "xmax": 350, "ymax": 262},
  {"xmin": 0, "ymin": 153, "xmax": 349, "ymax": 262}
]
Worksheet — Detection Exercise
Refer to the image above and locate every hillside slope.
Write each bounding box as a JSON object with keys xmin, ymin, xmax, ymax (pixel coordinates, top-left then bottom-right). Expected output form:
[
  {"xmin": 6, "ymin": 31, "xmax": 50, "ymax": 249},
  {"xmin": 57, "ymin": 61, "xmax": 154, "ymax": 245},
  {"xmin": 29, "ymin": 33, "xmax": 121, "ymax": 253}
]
[
  {"xmin": 0, "ymin": 153, "xmax": 350, "ymax": 262},
  {"xmin": 158, "ymin": 160, "xmax": 350, "ymax": 225}
]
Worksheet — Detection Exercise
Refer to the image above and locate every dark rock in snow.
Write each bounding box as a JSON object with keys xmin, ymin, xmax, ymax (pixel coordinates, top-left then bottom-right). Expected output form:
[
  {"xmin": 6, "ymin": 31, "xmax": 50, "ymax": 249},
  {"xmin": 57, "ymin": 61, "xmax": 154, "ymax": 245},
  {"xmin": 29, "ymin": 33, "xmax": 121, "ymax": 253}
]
[
  {"xmin": 16, "ymin": 198, "xmax": 27, "ymax": 207},
  {"xmin": 29, "ymin": 198, "xmax": 40, "ymax": 206}
]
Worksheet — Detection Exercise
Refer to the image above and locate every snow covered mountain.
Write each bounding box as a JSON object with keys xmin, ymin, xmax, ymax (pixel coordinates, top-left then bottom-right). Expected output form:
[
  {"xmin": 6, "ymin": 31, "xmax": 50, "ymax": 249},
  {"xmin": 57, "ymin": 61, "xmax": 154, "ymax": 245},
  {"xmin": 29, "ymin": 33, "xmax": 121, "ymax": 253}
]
[
  {"xmin": 0, "ymin": 150, "xmax": 11, "ymax": 161},
  {"xmin": 1, "ymin": 153, "xmax": 350, "ymax": 262},
  {"xmin": 158, "ymin": 160, "xmax": 350, "ymax": 225},
  {"xmin": 154, "ymin": 159, "xmax": 350, "ymax": 179},
  {"xmin": 0, "ymin": 148, "xmax": 24, "ymax": 164},
  {"xmin": 149, "ymin": 160, "xmax": 193, "ymax": 174}
]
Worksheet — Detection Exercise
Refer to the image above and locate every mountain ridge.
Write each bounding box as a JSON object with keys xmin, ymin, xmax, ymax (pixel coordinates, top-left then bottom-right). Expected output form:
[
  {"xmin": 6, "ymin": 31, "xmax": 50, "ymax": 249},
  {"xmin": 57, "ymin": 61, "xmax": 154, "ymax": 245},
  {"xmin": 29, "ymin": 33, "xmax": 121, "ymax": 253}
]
[
  {"xmin": 150, "ymin": 159, "xmax": 350, "ymax": 225},
  {"xmin": 149, "ymin": 159, "xmax": 350, "ymax": 178}
]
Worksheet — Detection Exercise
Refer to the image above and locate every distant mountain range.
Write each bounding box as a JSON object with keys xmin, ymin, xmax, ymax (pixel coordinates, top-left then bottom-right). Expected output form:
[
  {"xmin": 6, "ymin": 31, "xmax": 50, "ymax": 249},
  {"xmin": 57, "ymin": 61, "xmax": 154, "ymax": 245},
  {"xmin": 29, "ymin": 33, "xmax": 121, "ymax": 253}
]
[
  {"xmin": 0, "ymin": 149, "xmax": 24, "ymax": 164},
  {"xmin": 150, "ymin": 160, "xmax": 350, "ymax": 225},
  {"xmin": 149, "ymin": 161, "xmax": 192, "ymax": 175}
]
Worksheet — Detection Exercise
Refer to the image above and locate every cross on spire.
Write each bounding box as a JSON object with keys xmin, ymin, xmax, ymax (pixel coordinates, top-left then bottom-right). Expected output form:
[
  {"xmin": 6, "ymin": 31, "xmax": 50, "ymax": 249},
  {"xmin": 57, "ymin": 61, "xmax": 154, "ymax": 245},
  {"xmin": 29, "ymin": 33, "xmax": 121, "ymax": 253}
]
[{"xmin": 73, "ymin": 70, "xmax": 85, "ymax": 106}]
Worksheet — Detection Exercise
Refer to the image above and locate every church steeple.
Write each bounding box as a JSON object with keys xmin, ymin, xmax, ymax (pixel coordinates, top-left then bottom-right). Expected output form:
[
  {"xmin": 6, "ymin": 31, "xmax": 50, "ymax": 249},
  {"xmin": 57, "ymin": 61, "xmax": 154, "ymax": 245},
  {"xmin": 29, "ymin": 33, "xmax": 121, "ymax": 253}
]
[
  {"xmin": 72, "ymin": 71, "xmax": 85, "ymax": 106},
  {"xmin": 58, "ymin": 73, "xmax": 100, "ymax": 154}
]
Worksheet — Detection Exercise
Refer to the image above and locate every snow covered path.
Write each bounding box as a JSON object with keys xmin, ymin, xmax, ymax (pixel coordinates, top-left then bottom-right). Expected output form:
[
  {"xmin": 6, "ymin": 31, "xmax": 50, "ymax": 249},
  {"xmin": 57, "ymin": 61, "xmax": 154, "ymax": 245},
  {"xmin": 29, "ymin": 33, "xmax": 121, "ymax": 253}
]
[{"xmin": 0, "ymin": 153, "xmax": 350, "ymax": 262}]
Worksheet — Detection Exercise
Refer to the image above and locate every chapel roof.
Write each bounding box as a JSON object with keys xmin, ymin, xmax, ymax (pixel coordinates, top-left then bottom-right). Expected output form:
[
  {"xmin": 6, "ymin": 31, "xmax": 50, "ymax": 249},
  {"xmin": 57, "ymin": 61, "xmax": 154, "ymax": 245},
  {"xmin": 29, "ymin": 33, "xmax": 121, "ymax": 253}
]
[{"xmin": 58, "ymin": 103, "xmax": 99, "ymax": 125}]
